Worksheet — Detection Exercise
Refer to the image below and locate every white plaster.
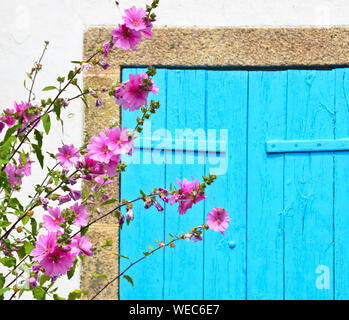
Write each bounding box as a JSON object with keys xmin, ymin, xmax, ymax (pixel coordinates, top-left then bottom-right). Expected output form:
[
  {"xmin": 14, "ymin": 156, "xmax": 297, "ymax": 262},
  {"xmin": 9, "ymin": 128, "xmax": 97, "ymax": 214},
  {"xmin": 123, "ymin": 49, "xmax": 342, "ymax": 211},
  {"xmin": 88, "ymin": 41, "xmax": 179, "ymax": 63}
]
[{"xmin": 0, "ymin": 0, "xmax": 348, "ymax": 300}]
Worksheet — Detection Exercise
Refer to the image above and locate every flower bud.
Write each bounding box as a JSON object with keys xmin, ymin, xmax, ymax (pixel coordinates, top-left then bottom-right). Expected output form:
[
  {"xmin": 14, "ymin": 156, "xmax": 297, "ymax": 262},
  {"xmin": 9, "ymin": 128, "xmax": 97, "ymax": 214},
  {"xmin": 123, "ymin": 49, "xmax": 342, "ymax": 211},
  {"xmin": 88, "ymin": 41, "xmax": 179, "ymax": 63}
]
[
  {"xmin": 27, "ymin": 210, "xmax": 34, "ymax": 217},
  {"xmin": 126, "ymin": 209, "xmax": 134, "ymax": 221}
]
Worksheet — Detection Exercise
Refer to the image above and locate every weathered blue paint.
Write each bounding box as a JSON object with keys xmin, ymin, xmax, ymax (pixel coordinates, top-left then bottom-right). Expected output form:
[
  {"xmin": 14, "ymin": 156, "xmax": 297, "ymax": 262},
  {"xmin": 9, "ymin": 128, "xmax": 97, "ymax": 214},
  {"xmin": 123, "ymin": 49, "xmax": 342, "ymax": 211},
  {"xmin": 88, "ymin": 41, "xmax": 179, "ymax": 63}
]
[{"xmin": 120, "ymin": 67, "xmax": 349, "ymax": 300}]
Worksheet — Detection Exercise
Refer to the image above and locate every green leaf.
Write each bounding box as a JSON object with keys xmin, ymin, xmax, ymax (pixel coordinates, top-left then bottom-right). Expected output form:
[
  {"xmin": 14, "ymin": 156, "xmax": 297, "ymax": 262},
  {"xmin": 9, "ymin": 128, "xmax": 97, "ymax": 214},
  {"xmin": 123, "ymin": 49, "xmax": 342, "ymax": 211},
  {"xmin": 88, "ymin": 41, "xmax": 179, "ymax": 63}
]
[
  {"xmin": 0, "ymin": 287, "xmax": 10, "ymax": 298},
  {"xmin": 0, "ymin": 136, "xmax": 16, "ymax": 159},
  {"xmin": 41, "ymin": 114, "xmax": 51, "ymax": 135},
  {"xmin": 68, "ymin": 289, "xmax": 87, "ymax": 300},
  {"xmin": 81, "ymin": 96, "xmax": 89, "ymax": 109},
  {"xmin": 67, "ymin": 259, "xmax": 78, "ymax": 280},
  {"xmin": 123, "ymin": 275, "xmax": 134, "ymax": 287},
  {"xmin": 53, "ymin": 103, "xmax": 61, "ymax": 120},
  {"xmin": 34, "ymin": 129, "xmax": 43, "ymax": 148},
  {"xmin": 101, "ymin": 199, "xmax": 118, "ymax": 206},
  {"xmin": 32, "ymin": 287, "xmax": 46, "ymax": 300},
  {"xmin": 18, "ymin": 288, "xmax": 30, "ymax": 298},
  {"xmin": 24, "ymin": 241, "xmax": 35, "ymax": 255},
  {"xmin": 114, "ymin": 253, "xmax": 130, "ymax": 260},
  {"xmin": 32, "ymin": 144, "xmax": 44, "ymax": 169},
  {"xmin": 68, "ymin": 70, "xmax": 75, "ymax": 80},
  {"xmin": 22, "ymin": 215, "xmax": 30, "ymax": 226},
  {"xmin": 92, "ymin": 273, "xmax": 107, "ymax": 279},
  {"xmin": 0, "ymin": 274, "xmax": 5, "ymax": 289},
  {"xmin": 0, "ymin": 257, "xmax": 16, "ymax": 268},
  {"xmin": 16, "ymin": 246, "xmax": 26, "ymax": 260},
  {"xmin": 30, "ymin": 218, "xmax": 38, "ymax": 237},
  {"xmin": 39, "ymin": 274, "xmax": 51, "ymax": 286},
  {"xmin": 0, "ymin": 221, "xmax": 12, "ymax": 228},
  {"xmin": 53, "ymin": 294, "xmax": 66, "ymax": 300},
  {"xmin": 8, "ymin": 198, "xmax": 23, "ymax": 211},
  {"xmin": 42, "ymin": 86, "xmax": 57, "ymax": 91}
]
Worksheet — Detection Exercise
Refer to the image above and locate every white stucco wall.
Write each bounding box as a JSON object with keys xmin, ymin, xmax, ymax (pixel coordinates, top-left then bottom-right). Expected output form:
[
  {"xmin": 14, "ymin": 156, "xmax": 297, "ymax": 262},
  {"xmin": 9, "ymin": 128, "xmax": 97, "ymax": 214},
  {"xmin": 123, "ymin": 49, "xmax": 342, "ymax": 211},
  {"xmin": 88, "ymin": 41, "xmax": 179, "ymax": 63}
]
[{"xmin": 0, "ymin": 0, "xmax": 348, "ymax": 300}]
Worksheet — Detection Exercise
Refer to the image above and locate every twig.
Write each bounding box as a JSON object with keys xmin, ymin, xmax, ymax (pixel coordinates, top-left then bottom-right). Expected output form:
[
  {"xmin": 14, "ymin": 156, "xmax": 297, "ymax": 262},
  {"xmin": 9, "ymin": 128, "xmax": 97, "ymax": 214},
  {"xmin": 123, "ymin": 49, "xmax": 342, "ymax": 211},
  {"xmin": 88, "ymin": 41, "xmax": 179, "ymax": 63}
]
[{"xmin": 90, "ymin": 238, "xmax": 180, "ymax": 300}]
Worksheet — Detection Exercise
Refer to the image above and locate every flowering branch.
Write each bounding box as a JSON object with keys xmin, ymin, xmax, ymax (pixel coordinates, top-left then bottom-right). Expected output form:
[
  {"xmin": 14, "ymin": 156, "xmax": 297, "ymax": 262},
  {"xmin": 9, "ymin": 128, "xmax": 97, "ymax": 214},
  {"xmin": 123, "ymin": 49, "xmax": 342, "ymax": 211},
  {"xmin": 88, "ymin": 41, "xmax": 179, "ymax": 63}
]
[{"xmin": 90, "ymin": 225, "xmax": 207, "ymax": 300}]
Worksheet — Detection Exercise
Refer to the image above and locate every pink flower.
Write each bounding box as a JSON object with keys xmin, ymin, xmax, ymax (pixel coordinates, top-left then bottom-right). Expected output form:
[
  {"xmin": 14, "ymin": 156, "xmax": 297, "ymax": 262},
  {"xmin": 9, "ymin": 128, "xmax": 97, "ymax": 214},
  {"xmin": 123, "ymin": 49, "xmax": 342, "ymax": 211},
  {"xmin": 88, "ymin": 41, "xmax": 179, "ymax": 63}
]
[
  {"xmin": 5, "ymin": 164, "xmax": 23, "ymax": 189},
  {"xmin": 105, "ymin": 155, "xmax": 121, "ymax": 177},
  {"xmin": 87, "ymin": 132, "xmax": 116, "ymax": 164},
  {"xmin": 103, "ymin": 42, "xmax": 111, "ymax": 58},
  {"xmin": 56, "ymin": 144, "xmax": 80, "ymax": 168},
  {"xmin": 165, "ymin": 177, "xmax": 207, "ymax": 215},
  {"xmin": 18, "ymin": 156, "xmax": 34, "ymax": 176},
  {"xmin": 122, "ymin": 6, "xmax": 147, "ymax": 32},
  {"xmin": 3, "ymin": 109, "xmax": 16, "ymax": 126},
  {"xmin": 83, "ymin": 156, "xmax": 105, "ymax": 175},
  {"xmin": 31, "ymin": 232, "xmax": 75, "ymax": 277},
  {"xmin": 94, "ymin": 175, "xmax": 114, "ymax": 185},
  {"xmin": 111, "ymin": 24, "xmax": 142, "ymax": 51},
  {"xmin": 43, "ymin": 207, "xmax": 65, "ymax": 234},
  {"xmin": 14, "ymin": 101, "xmax": 29, "ymax": 116},
  {"xmin": 116, "ymin": 73, "xmax": 158, "ymax": 111},
  {"xmin": 105, "ymin": 126, "xmax": 133, "ymax": 155},
  {"xmin": 206, "ymin": 207, "xmax": 231, "ymax": 236},
  {"xmin": 68, "ymin": 234, "xmax": 92, "ymax": 256},
  {"xmin": 70, "ymin": 202, "xmax": 90, "ymax": 227}
]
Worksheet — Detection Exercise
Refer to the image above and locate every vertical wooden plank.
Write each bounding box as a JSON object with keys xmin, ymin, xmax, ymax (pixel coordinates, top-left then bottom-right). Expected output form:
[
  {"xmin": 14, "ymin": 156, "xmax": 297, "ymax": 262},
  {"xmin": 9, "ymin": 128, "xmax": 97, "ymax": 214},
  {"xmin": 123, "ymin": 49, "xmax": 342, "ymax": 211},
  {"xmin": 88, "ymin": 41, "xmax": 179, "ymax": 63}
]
[
  {"xmin": 334, "ymin": 68, "xmax": 349, "ymax": 299},
  {"xmin": 247, "ymin": 71, "xmax": 286, "ymax": 299},
  {"xmin": 284, "ymin": 70, "xmax": 335, "ymax": 299},
  {"xmin": 164, "ymin": 69, "xmax": 206, "ymax": 299},
  {"xmin": 120, "ymin": 68, "xmax": 167, "ymax": 299},
  {"xmin": 204, "ymin": 70, "xmax": 248, "ymax": 299}
]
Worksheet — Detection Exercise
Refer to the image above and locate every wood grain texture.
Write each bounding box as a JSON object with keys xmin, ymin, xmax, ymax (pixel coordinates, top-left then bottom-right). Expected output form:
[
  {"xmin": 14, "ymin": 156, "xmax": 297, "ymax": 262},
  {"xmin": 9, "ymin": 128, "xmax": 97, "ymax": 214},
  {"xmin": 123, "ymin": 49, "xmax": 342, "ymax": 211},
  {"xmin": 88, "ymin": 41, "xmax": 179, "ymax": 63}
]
[
  {"xmin": 247, "ymin": 71, "xmax": 287, "ymax": 299},
  {"xmin": 164, "ymin": 69, "xmax": 206, "ymax": 299},
  {"xmin": 284, "ymin": 70, "xmax": 335, "ymax": 299},
  {"xmin": 119, "ymin": 68, "xmax": 167, "ymax": 299},
  {"xmin": 204, "ymin": 70, "xmax": 248, "ymax": 299},
  {"xmin": 120, "ymin": 67, "xmax": 348, "ymax": 300},
  {"xmin": 334, "ymin": 68, "xmax": 349, "ymax": 299}
]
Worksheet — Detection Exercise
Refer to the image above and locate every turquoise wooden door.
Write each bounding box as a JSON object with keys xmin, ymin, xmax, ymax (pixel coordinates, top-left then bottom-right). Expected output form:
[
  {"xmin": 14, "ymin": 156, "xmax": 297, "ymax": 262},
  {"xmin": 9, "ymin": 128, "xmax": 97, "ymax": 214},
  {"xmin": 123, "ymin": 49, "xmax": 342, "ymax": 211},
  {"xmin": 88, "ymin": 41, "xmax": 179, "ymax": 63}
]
[{"xmin": 120, "ymin": 67, "xmax": 349, "ymax": 300}]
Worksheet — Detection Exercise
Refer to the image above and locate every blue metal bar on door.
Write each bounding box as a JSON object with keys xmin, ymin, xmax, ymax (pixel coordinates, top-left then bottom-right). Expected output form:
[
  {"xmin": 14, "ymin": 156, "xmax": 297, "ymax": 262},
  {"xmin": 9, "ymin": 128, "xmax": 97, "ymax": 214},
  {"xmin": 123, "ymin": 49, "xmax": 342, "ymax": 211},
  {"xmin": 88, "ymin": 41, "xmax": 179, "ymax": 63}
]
[{"xmin": 266, "ymin": 138, "xmax": 349, "ymax": 153}]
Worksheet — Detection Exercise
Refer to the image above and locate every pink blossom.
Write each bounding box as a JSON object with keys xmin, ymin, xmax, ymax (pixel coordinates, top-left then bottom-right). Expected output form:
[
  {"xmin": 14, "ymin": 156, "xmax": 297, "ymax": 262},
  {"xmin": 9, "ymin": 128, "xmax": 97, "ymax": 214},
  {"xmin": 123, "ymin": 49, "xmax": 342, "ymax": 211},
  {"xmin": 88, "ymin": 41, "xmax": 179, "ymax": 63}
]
[
  {"xmin": 165, "ymin": 177, "xmax": 207, "ymax": 215},
  {"xmin": 68, "ymin": 234, "xmax": 92, "ymax": 256},
  {"xmin": 111, "ymin": 24, "xmax": 142, "ymax": 51},
  {"xmin": 206, "ymin": 207, "xmax": 231, "ymax": 236},
  {"xmin": 3, "ymin": 109, "xmax": 16, "ymax": 126},
  {"xmin": 58, "ymin": 195, "xmax": 71, "ymax": 205},
  {"xmin": 56, "ymin": 144, "xmax": 80, "ymax": 168},
  {"xmin": 70, "ymin": 202, "xmax": 90, "ymax": 227},
  {"xmin": 14, "ymin": 101, "xmax": 29, "ymax": 116},
  {"xmin": 103, "ymin": 42, "xmax": 111, "ymax": 58},
  {"xmin": 83, "ymin": 156, "xmax": 105, "ymax": 175},
  {"xmin": 122, "ymin": 6, "xmax": 147, "ymax": 31},
  {"xmin": 105, "ymin": 126, "xmax": 133, "ymax": 155},
  {"xmin": 141, "ymin": 20, "xmax": 154, "ymax": 38},
  {"xmin": 18, "ymin": 156, "xmax": 34, "ymax": 176},
  {"xmin": 4, "ymin": 164, "xmax": 23, "ymax": 189},
  {"xmin": 86, "ymin": 132, "xmax": 116, "ymax": 164},
  {"xmin": 105, "ymin": 155, "xmax": 121, "ymax": 177},
  {"xmin": 31, "ymin": 232, "xmax": 75, "ymax": 277},
  {"xmin": 192, "ymin": 234, "xmax": 203, "ymax": 243},
  {"xmin": 94, "ymin": 175, "xmax": 114, "ymax": 185},
  {"xmin": 116, "ymin": 73, "xmax": 158, "ymax": 111},
  {"xmin": 43, "ymin": 207, "xmax": 65, "ymax": 234}
]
